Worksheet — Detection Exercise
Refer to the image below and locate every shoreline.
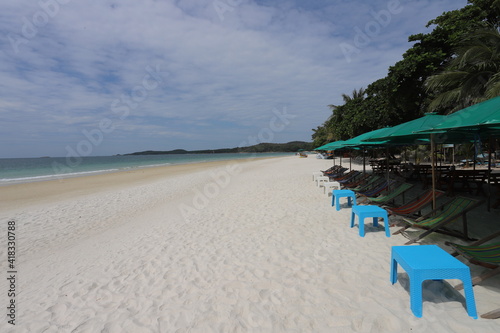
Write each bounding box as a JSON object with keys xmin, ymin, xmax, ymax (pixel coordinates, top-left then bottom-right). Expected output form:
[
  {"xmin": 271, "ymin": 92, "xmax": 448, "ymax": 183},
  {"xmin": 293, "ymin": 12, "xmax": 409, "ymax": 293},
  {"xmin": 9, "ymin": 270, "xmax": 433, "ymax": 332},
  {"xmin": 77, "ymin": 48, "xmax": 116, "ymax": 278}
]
[
  {"xmin": 0, "ymin": 155, "xmax": 281, "ymax": 211},
  {"xmin": 0, "ymin": 152, "xmax": 291, "ymax": 187}
]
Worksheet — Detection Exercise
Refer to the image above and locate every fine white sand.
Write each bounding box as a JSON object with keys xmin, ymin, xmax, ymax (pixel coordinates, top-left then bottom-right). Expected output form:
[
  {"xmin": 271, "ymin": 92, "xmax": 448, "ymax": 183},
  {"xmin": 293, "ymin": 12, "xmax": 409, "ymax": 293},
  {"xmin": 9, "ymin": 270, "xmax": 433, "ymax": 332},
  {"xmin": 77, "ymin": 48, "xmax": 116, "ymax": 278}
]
[{"xmin": 0, "ymin": 155, "xmax": 499, "ymax": 332}]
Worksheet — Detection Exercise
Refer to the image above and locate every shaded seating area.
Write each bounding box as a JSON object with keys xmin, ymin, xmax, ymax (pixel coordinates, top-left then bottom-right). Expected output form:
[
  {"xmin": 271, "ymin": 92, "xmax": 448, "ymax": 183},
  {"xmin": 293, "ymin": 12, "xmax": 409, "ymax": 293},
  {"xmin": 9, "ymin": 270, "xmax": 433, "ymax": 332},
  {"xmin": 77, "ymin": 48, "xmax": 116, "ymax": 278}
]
[
  {"xmin": 439, "ymin": 169, "xmax": 489, "ymax": 196},
  {"xmin": 393, "ymin": 196, "xmax": 484, "ymax": 245},
  {"xmin": 313, "ymin": 97, "xmax": 500, "ymax": 320},
  {"xmin": 369, "ymin": 159, "xmax": 401, "ymax": 175}
]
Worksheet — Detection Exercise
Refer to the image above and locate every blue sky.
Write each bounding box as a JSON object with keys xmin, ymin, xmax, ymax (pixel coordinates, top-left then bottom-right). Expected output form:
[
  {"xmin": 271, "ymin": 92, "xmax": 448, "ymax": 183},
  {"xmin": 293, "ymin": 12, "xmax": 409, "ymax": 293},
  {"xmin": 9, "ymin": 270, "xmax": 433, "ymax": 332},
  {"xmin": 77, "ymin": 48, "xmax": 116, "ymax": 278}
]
[{"xmin": 0, "ymin": 0, "xmax": 468, "ymax": 158}]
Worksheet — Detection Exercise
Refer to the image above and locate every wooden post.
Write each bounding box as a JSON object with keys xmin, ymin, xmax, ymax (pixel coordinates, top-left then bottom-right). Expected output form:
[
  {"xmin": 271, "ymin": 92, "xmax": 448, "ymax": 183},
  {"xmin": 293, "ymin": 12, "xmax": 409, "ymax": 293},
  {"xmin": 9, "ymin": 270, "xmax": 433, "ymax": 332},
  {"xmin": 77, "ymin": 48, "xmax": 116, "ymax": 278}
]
[{"xmin": 363, "ymin": 149, "xmax": 366, "ymax": 173}]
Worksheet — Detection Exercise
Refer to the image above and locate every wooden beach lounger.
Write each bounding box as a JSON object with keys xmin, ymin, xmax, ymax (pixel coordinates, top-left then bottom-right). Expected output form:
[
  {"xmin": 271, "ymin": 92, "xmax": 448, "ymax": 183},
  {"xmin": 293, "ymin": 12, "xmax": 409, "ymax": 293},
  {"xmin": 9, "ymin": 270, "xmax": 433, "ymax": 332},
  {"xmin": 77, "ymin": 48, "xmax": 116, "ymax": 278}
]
[
  {"xmin": 356, "ymin": 179, "xmax": 395, "ymax": 198},
  {"xmin": 386, "ymin": 189, "xmax": 445, "ymax": 218},
  {"xmin": 341, "ymin": 173, "xmax": 373, "ymax": 189},
  {"xmin": 330, "ymin": 170, "xmax": 358, "ymax": 181},
  {"xmin": 394, "ymin": 196, "xmax": 484, "ymax": 245},
  {"xmin": 334, "ymin": 170, "xmax": 361, "ymax": 183},
  {"xmin": 445, "ymin": 231, "xmax": 500, "ymax": 288},
  {"xmin": 350, "ymin": 176, "xmax": 384, "ymax": 193},
  {"xmin": 446, "ymin": 231, "xmax": 500, "ymax": 319},
  {"xmin": 361, "ymin": 182, "xmax": 414, "ymax": 205}
]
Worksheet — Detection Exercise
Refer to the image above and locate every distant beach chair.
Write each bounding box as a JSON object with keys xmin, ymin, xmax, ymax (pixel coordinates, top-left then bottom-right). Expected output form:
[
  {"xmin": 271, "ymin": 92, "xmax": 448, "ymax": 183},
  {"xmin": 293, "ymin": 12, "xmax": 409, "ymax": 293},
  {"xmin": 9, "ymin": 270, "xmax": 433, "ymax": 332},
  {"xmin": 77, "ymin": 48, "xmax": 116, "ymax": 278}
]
[
  {"xmin": 445, "ymin": 230, "xmax": 500, "ymax": 289},
  {"xmin": 356, "ymin": 179, "xmax": 395, "ymax": 198},
  {"xmin": 350, "ymin": 176, "xmax": 384, "ymax": 193},
  {"xmin": 337, "ymin": 171, "xmax": 362, "ymax": 183},
  {"xmin": 331, "ymin": 170, "xmax": 360, "ymax": 182},
  {"xmin": 321, "ymin": 165, "xmax": 342, "ymax": 175},
  {"xmin": 341, "ymin": 173, "xmax": 373, "ymax": 189},
  {"xmin": 445, "ymin": 231, "xmax": 500, "ymax": 319},
  {"xmin": 385, "ymin": 189, "xmax": 445, "ymax": 218},
  {"xmin": 325, "ymin": 167, "xmax": 348, "ymax": 178},
  {"xmin": 393, "ymin": 196, "xmax": 484, "ymax": 245},
  {"xmin": 361, "ymin": 182, "xmax": 414, "ymax": 206}
]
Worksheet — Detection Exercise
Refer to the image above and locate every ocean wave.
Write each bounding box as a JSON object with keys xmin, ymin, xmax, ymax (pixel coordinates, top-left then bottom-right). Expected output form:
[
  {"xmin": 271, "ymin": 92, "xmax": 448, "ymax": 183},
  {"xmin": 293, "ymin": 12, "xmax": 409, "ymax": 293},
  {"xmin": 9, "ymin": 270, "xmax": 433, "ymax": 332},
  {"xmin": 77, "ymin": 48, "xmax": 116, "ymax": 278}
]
[{"xmin": 0, "ymin": 168, "xmax": 122, "ymax": 184}]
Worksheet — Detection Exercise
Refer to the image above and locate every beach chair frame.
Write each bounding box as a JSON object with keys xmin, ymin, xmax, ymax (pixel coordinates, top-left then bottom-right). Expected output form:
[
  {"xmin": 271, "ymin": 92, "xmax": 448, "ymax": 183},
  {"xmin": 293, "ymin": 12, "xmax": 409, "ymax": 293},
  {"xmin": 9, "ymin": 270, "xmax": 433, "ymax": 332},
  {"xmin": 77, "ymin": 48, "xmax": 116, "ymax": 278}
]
[
  {"xmin": 386, "ymin": 189, "xmax": 445, "ymax": 218},
  {"xmin": 363, "ymin": 182, "xmax": 414, "ymax": 206},
  {"xmin": 446, "ymin": 230, "xmax": 500, "ymax": 319},
  {"xmin": 394, "ymin": 196, "xmax": 484, "ymax": 245}
]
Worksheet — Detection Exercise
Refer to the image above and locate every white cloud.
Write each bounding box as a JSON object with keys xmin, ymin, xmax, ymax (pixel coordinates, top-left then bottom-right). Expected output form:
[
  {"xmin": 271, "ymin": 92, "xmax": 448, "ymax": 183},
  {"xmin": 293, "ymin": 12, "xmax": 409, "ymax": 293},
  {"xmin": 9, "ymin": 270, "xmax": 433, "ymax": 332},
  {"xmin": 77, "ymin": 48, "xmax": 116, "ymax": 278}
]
[{"xmin": 0, "ymin": 0, "xmax": 468, "ymax": 157}]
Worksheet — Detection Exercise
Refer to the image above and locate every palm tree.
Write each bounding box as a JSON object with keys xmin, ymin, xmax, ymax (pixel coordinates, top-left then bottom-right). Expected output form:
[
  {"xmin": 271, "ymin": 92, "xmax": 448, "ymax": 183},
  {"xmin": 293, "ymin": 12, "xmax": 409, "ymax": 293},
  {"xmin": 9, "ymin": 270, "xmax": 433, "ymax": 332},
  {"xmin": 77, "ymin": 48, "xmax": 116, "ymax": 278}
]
[
  {"xmin": 340, "ymin": 87, "xmax": 366, "ymax": 103},
  {"xmin": 426, "ymin": 26, "xmax": 500, "ymax": 113}
]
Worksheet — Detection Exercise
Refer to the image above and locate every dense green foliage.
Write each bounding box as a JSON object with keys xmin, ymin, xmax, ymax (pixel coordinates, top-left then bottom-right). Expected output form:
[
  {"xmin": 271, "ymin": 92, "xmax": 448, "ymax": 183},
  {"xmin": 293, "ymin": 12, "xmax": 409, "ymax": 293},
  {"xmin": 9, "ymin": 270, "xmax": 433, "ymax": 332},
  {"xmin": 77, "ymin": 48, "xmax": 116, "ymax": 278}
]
[
  {"xmin": 312, "ymin": 0, "xmax": 500, "ymax": 148},
  {"xmin": 426, "ymin": 26, "xmax": 500, "ymax": 112},
  {"xmin": 126, "ymin": 141, "xmax": 314, "ymax": 155}
]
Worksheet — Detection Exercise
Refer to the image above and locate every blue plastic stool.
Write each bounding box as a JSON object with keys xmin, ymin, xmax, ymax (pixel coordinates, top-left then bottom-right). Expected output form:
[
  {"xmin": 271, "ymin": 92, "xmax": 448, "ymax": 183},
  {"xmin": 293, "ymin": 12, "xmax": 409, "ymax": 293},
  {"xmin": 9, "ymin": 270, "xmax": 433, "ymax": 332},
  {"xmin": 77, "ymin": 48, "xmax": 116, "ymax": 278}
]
[
  {"xmin": 350, "ymin": 205, "xmax": 390, "ymax": 237},
  {"xmin": 390, "ymin": 245, "xmax": 477, "ymax": 319},
  {"xmin": 332, "ymin": 189, "xmax": 357, "ymax": 211}
]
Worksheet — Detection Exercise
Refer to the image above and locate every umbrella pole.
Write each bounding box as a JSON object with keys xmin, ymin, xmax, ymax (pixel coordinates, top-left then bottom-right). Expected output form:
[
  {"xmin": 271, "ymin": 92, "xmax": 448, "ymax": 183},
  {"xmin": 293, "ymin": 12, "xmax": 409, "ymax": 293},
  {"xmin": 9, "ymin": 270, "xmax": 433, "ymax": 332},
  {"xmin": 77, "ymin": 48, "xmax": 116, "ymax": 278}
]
[
  {"xmin": 431, "ymin": 134, "xmax": 436, "ymax": 210},
  {"xmin": 386, "ymin": 146, "xmax": 390, "ymax": 184},
  {"xmin": 473, "ymin": 136, "xmax": 478, "ymax": 170},
  {"xmin": 363, "ymin": 149, "xmax": 366, "ymax": 173},
  {"xmin": 488, "ymin": 136, "xmax": 493, "ymax": 212}
]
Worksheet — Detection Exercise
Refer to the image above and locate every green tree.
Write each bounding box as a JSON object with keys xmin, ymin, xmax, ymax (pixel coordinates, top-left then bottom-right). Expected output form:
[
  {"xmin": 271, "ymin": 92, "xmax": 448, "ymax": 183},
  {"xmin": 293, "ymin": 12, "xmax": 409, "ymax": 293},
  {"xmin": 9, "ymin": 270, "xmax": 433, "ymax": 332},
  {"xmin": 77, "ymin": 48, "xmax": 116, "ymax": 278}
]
[
  {"xmin": 312, "ymin": 0, "xmax": 500, "ymax": 148},
  {"xmin": 384, "ymin": 0, "xmax": 496, "ymax": 119},
  {"xmin": 426, "ymin": 26, "xmax": 500, "ymax": 112}
]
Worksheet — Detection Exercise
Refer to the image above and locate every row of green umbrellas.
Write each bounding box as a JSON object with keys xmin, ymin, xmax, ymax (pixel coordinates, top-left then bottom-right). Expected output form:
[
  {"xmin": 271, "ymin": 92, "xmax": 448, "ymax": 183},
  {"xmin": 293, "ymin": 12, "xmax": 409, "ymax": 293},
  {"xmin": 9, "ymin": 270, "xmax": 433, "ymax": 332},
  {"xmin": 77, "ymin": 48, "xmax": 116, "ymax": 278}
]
[
  {"xmin": 315, "ymin": 96, "xmax": 500, "ymax": 151},
  {"xmin": 315, "ymin": 96, "xmax": 500, "ymax": 210}
]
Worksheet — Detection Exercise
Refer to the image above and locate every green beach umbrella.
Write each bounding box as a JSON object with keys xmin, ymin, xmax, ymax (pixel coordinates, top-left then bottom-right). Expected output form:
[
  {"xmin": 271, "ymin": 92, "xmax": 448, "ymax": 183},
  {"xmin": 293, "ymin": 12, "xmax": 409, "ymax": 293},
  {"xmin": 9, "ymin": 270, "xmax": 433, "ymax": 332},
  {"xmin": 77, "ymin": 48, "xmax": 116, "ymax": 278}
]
[
  {"xmin": 417, "ymin": 97, "xmax": 500, "ymax": 211},
  {"xmin": 361, "ymin": 113, "xmax": 472, "ymax": 145},
  {"xmin": 331, "ymin": 128, "xmax": 390, "ymax": 172},
  {"xmin": 341, "ymin": 127, "xmax": 389, "ymax": 148},
  {"xmin": 315, "ymin": 140, "xmax": 346, "ymax": 151},
  {"xmin": 416, "ymin": 96, "xmax": 500, "ymax": 138}
]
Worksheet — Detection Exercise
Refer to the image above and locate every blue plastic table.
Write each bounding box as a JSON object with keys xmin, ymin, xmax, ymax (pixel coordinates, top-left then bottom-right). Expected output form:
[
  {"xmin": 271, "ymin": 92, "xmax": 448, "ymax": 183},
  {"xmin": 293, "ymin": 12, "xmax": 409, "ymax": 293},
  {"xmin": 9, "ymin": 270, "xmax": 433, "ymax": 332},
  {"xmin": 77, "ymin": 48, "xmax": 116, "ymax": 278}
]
[
  {"xmin": 350, "ymin": 205, "xmax": 390, "ymax": 237},
  {"xmin": 332, "ymin": 189, "xmax": 357, "ymax": 211},
  {"xmin": 390, "ymin": 245, "xmax": 477, "ymax": 318}
]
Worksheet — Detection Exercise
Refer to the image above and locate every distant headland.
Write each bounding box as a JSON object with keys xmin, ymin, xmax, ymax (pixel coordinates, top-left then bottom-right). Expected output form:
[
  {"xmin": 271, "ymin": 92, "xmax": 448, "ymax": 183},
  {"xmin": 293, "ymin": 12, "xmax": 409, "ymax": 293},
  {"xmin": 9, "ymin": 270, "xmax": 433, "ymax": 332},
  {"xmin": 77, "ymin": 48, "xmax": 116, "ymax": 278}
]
[{"xmin": 124, "ymin": 141, "xmax": 313, "ymax": 155}]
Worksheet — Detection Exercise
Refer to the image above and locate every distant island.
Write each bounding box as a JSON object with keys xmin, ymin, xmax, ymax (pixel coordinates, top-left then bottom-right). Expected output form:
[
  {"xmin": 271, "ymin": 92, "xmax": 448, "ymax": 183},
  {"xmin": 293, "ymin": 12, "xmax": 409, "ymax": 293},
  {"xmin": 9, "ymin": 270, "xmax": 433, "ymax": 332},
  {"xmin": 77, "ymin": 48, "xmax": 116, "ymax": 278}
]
[{"xmin": 125, "ymin": 141, "xmax": 313, "ymax": 155}]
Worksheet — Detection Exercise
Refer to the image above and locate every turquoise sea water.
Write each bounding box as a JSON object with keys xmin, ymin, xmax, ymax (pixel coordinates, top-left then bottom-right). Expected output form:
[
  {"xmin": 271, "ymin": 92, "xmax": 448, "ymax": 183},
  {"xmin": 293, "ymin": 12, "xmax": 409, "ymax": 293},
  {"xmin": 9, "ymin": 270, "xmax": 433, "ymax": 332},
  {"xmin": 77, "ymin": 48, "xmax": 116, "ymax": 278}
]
[{"xmin": 0, "ymin": 153, "xmax": 290, "ymax": 185}]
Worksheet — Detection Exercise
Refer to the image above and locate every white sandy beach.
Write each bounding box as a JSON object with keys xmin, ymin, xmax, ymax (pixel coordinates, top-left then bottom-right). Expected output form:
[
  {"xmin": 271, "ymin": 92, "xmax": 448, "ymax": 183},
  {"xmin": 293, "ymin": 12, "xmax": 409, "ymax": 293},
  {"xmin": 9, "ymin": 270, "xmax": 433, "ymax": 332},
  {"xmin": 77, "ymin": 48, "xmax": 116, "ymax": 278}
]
[{"xmin": 1, "ymin": 155, "xmax": 499, "ymax": 332}]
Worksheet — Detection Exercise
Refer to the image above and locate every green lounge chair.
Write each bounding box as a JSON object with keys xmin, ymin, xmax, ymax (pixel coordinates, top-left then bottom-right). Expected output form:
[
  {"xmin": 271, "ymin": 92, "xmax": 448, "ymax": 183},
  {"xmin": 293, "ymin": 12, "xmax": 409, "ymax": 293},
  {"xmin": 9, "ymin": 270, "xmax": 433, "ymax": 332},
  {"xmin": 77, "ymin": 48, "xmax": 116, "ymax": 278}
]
[
  {"xmin": 351, "ymin": 176, "xmax": 383, "ymax": 193},
  {"xmin": 361, "ymin": 182, "xmax": 414, "ymax": 205},
  {"xmin": 356, "ymin": 179, "xmax": 395, "ymax": 198},
  {"xmin": 341, "ymin": 173, "xmax": 372, "ymax": 189},
  {"xmin": 446, "ymin": 231, "xmax": 500, "ymax": 319},
  {"xmin": 394, "ymin": 196, "xmax": 484, "ymax": 245},
  {"xmin": 445, "ymin": 231, "xmax": 500, "ymax": 288}
]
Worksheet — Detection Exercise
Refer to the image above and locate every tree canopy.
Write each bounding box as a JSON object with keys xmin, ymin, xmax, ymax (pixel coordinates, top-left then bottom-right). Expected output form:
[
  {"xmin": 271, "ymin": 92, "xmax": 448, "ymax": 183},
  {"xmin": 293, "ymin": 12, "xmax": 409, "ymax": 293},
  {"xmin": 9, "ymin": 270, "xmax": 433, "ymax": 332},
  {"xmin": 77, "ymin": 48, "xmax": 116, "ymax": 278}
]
[{"xmin": 312, "ymin": 0, "xmax": 500, "ymax": 148}]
